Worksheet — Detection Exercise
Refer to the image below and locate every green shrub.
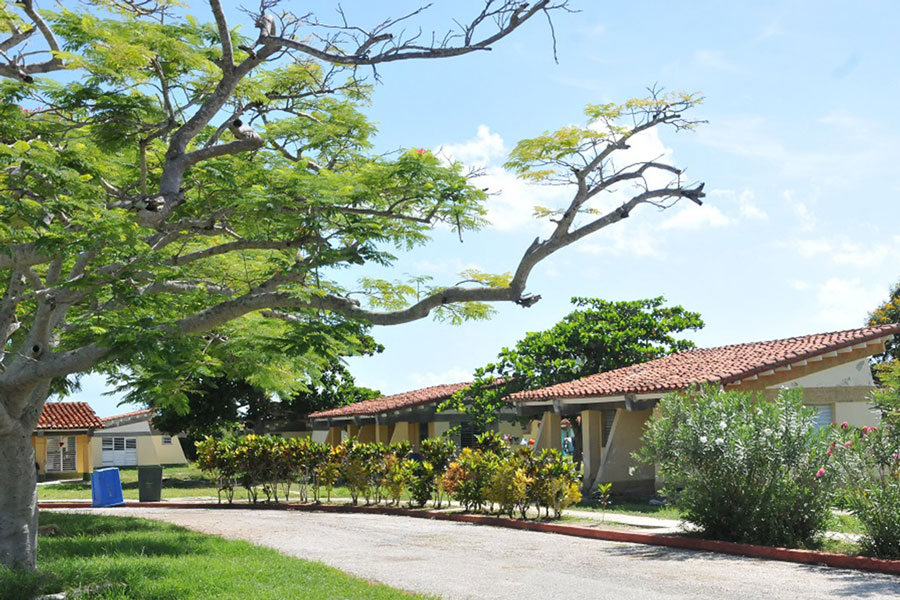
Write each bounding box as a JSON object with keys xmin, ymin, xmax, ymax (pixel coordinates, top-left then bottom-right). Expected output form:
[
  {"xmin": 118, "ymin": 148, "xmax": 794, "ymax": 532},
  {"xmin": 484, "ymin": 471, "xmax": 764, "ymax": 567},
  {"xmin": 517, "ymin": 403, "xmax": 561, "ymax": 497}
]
[
  {"xmin": 638, "ymin": 386, "xmax": 835, "ymax": 547},
  {"xmin": 487, "ymin": 457, "xmax": 530, "ymax": 517},
  {"xmin": 829, "ymin": 363, "xmax": 900, "ymax": 557}
]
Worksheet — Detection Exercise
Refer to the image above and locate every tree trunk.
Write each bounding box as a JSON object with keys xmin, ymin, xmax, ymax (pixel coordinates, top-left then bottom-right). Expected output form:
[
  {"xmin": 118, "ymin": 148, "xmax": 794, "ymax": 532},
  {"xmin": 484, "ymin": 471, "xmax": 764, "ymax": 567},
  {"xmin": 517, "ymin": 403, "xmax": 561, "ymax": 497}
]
[{"xmin": 0, "ymin": 419, "xmax": 39, "ymax": 569}]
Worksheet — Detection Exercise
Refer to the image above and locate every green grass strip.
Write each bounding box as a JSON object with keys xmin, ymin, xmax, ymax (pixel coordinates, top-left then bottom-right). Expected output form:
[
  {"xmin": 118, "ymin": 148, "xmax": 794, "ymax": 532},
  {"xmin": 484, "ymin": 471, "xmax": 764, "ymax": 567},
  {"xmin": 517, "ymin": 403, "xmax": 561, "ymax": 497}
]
[{"xmin": 1, "ymin": 513, "xmax": 435, "ymax": 600}]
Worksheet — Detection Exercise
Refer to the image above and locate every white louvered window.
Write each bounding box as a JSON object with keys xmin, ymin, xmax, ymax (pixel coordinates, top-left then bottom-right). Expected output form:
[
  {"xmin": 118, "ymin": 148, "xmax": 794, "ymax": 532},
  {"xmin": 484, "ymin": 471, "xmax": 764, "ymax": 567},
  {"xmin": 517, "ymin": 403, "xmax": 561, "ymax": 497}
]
[
  {"xmin": 46, "ymin": 436, "xmax": 77, "ymax": 472},
  {"xmin": 811, "ymin": 405, "xmax": 834, "ymax": 431}
]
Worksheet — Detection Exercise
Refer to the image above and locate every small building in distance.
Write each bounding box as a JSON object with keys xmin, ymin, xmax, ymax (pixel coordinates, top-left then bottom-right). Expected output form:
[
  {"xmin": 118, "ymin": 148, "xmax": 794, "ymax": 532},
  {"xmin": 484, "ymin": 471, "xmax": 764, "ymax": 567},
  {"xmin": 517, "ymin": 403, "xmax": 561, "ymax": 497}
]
[
  {"xmin": 92, "ymin": 408, "xmax": 187, "ymax": 468},
  {"xmin": 32, "ymin": 402, "xmax": 103, "ymax": 478},
  {"xmin": 309, "ymin": 382, "xmax": 534, "ymax": 450}
]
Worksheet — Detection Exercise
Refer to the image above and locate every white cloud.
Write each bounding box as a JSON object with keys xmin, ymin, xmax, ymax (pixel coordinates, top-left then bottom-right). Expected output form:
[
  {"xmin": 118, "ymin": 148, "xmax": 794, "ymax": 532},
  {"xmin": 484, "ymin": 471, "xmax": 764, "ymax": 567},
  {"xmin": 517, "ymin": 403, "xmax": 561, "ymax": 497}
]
[
  {"xmin": 736, "ymin": 190, "xmax": 768, "ymax": 220},
  {"xmin": 693, "ymin": 50, "xmax": 739, "ymax": 72},
  {"xmin": 436, "ymin": 125, "xmax": 505, "ymax": 168},
  {"xmin": 789, "ymin": 280, "xmax": 810, "ymax": 291},
  {"xmin": 576, "ymin": 218, "xmax": 664, "ymax": 258},
  {"xmin": 407, "ymin": 367, "xmax": 472, "ymax": 388},
  {"xmin": 659, "ymin": 204, "xmax": 733, "ymax": 231},
  {"xmin": 812, "ymin": 277, "xmax": 885, "ymax": 328},
  {"xmin": 783, "ymin": 190, "xmax": 816, "ymax": 232},
  {"xmin": 776, "ymin": 235, "xmax": 899, "ymax": 268}
]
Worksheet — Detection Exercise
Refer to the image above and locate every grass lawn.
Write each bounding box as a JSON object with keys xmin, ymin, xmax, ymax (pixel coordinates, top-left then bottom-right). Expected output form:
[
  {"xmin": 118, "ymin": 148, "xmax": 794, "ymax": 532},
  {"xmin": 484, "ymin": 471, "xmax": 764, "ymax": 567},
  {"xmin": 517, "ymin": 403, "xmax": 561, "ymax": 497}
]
[
  {"xmin": 574, "ymin": 499, "xmax": 684, "ymax": 521},
  {"xmin": 39, "ymin": 464, "xmax": 220, "ymax": 501},
  {"xmin": 37, "ymin": 464, "xmax": 361, "ymax": 503},
  {"xmin": 0, "ymin": 512, "xmax": 434, "ymax": 600}
]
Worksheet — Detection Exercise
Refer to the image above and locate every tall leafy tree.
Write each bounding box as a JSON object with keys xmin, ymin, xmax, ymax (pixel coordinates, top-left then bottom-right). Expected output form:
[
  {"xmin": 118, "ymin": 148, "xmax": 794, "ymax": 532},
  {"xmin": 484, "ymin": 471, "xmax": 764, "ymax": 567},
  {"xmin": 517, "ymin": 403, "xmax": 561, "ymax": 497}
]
[
  {"xmin": 443, "ymin": 297, "xmax": 704, "ymax": 459},
  {"xmin": 868, "ymin": 279, "xmax": 900, "ymax": 374},
  {"xmin": 0, "ymin": 1, "xmax": 706, "ymax": 568},
  {"xmin": 150, "ymin": 361, "xmax": 381, "ymax": 457}
]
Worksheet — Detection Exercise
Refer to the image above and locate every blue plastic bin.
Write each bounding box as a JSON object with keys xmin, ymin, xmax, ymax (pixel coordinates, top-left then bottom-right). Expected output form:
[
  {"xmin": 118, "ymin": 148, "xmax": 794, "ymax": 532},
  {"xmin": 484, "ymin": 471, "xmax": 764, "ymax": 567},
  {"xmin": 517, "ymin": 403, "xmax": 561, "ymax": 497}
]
[{"xmin": 91, "ymin": 467, "xmax": 125, "ymax": 507}]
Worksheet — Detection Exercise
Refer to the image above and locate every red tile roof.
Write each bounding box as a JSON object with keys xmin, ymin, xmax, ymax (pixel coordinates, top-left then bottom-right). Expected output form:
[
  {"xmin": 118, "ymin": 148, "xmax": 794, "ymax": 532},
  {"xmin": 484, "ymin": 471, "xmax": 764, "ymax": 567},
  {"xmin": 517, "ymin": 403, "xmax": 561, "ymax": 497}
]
[
  {"xmin": 509, "ymin": 324, "xmax": 900, "ymax": 402},
  {"xmin": 309, "ymin": 382, "xmax": 472, "ymax": 419},
  {"xmin": 101, "ymin": 408, "xmax": 154, "ymax": 423},
  {"xmin": 36, "ymin": 402, "xmax": 104, "ymax": 430}
]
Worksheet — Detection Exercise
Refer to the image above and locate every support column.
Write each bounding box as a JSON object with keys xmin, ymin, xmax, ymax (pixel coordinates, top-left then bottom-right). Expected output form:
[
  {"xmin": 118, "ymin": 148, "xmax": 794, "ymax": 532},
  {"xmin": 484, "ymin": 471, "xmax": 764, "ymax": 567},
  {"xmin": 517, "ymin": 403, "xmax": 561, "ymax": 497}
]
[
  {"xmin": 581, "ymin": 409, "xmax": 602, "ymax": 496},
  {"xmin": 596, "ymin": 409, "xmax": 655, "ymax": 496},
  {"xmin": 347, "ymin": 424, "xmax": 360, "ymax": 439},
  {"xmin": 374, "ymin": 424, "xmax": 392, "ymax": 444},
  {"xmin": 325, "ymin": 426, "xmax": 342, "ymax": 447},
  {"xmin": 357, "ymin": 425, "xmax": 375, "ymax": 443},
  {"xmin": 533, "ymin": 410, "xmax": 561, "ymax": 453}
]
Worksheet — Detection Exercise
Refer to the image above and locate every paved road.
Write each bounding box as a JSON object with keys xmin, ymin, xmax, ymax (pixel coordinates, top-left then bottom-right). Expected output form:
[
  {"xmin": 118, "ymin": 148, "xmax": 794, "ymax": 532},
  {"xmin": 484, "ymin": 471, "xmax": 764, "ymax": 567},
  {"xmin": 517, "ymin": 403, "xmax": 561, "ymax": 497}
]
[{"xmin": 56, "ymin": 507, "xmax": 900, "ymax": 600}]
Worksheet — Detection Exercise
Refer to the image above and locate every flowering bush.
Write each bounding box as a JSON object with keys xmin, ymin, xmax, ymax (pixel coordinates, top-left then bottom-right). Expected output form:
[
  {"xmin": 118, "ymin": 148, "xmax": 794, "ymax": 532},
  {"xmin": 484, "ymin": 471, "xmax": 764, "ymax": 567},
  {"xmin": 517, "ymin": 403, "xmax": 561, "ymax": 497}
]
[
  {"xmin": 829, "ymin": 363, "xmax": 900, "ymax": 557},
  {"xmin": 638, "ymin": 386, "xmax": 836, "ymax": 547}
]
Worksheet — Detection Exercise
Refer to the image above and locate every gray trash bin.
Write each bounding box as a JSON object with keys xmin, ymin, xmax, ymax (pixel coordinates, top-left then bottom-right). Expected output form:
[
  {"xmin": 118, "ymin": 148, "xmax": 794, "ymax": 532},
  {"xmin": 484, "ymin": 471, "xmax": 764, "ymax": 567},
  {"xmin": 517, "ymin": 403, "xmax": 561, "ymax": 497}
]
[{"xmin": 138, "ymin": 465, "xmax": 163, "ymax": 502}]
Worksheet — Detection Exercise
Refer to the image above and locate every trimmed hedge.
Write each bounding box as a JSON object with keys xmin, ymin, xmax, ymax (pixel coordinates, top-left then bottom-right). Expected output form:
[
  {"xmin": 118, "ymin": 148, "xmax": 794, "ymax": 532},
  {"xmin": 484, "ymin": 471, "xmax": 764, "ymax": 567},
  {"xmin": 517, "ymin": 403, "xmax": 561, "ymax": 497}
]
[{"xmin": 195, "ymin": 431, "xmax": 580, "ymax": 519}]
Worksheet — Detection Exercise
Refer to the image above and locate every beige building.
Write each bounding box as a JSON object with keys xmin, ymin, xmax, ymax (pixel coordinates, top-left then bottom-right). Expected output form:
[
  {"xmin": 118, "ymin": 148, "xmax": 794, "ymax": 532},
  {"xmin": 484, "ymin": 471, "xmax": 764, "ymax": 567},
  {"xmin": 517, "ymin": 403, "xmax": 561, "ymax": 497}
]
[
  {"xmin": 309, "ymin": 382, "xmax": 535, "ymax": 450},
  {"xmin": 91, "ymin": 409, "xmax": 187, "ymax": 467},
  {"xmin": 32, "ymin": 402, "xmax": 103, "ymax": 478},
  {"xmin": 509, "ymin": 324, "xmax": 900, "ymax": 496}
]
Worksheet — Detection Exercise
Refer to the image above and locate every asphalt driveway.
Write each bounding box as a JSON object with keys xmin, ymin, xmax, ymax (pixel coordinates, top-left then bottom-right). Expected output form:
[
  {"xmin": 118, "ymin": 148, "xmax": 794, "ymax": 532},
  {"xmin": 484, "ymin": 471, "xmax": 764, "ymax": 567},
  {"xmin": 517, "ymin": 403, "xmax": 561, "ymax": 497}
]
[{"xmin": 56, "ymin": 507, "xmax": 900, "ymax": 600}]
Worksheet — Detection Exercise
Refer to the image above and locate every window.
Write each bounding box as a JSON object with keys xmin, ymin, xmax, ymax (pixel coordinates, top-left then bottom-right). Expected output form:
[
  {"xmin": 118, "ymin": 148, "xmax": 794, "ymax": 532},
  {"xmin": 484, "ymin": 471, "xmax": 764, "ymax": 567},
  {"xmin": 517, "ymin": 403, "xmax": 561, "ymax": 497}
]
[
  {"xmin": 811, "ymin": 405, "xmax": 833, "ymax": 432},
  {"xmin": 161, "ymin": 435, "xmax": 173, "ymax": 445},
  {"xmin": 601, "ymin": 409, "xmax": 617, "ymax": 447},
  {"xmin": 46, "ymin": 436, "xmax": 76, "ymax": 472}
]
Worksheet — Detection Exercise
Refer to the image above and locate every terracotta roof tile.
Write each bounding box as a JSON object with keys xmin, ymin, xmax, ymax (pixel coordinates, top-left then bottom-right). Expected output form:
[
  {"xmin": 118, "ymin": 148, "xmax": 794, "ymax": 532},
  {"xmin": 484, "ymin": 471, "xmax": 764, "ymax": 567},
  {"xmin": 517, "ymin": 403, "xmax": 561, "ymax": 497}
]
[
  {"xmin": 309, "ymin": 382, "xmax": 471, "ymax": 419},
  {"xmin": 36, "ymin": 402, "xmax": 104, "ymax": 430},
  {"xmin": 101, "ymin": 408, "xmax": 154, "ymax": 423},
  {"xmin": 510, "ymin": 324, "xmax": 900, "ymax": 401}
]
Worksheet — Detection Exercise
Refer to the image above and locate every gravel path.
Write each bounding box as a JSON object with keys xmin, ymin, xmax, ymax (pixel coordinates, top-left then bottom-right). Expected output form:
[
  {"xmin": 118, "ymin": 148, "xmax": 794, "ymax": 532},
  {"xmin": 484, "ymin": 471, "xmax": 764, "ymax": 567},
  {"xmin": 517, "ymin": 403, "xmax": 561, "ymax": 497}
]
[{"xmin": 55, "ymin": 507, "xmax": 900, "ymax": 600}]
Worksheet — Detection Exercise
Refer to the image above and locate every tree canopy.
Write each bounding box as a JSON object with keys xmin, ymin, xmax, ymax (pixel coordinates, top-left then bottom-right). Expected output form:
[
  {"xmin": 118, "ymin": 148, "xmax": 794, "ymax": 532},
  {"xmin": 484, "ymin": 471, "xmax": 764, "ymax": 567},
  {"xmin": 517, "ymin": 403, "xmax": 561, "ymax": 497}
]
[
  {"xmin": 868, "ymin": 279, "xmax": 900, "ymax": 373},
  {"xmin": 442, "ymin": 297, "xmax": 704, "ymax": 432},
  {"xmin": 0, "ymin": 0, "xmax": 706, "ymax": 569}
]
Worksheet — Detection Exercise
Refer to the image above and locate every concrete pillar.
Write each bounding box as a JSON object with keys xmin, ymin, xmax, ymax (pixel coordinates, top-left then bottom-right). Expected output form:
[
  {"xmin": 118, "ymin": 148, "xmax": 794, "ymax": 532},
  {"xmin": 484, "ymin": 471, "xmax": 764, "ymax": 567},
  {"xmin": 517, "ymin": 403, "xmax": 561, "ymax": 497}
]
[
  {"xmin": 581, "ymin": 409, "xmax": 603, "ymax": 496},
  {"xmin": 325, "ymin": 426, "xmax": 342, "ymax": 447},
  {"xmin": 347, "ymin": 424, "xmax": 360, "ymax": 439},
  {"xmin": 374, "ymin": 424, "xmax": 392, "ymax": 444},
  {"xmin": 427, "ymin": 422, "xmax": 436, "ymax": 439},
  {"xmin": 406, "ymin": 422, "xmax": 421, "ymax": 452},
  {"xmin": 596, "ymin": 409, "xmax": 655, "ymax": 496},
  {"xmin": 534, "ymin": 410, "xmax": 561, "ymax": 453},
  {"xmin": 357, "ymin": 425, "xmax": 375, "ymax": 443}
]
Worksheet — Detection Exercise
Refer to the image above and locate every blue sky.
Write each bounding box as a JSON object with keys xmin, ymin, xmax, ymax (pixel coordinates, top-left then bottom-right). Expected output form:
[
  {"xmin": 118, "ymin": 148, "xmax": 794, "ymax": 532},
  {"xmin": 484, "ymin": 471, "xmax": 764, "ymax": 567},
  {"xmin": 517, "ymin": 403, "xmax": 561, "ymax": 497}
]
[{"xmin": 71, "ymin": 1, "xmax": 900, "ymax": 416}]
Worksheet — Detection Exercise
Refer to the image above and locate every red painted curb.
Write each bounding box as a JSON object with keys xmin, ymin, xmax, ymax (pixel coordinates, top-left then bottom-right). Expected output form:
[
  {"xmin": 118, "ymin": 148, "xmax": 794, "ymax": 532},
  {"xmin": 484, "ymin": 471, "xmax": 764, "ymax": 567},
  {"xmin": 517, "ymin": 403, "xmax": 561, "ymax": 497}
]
[{"xmin": 39, "ymin": 501, "xmax": 900, "ymax": 576}]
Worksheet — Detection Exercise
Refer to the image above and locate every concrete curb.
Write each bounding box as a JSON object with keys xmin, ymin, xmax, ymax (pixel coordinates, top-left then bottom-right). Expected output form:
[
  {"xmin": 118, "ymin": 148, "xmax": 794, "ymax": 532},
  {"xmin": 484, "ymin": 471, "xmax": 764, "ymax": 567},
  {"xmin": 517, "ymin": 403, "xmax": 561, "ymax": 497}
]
[{"xmin": 40, "ymin": 501, "xmax": 900, "ymax": 576}]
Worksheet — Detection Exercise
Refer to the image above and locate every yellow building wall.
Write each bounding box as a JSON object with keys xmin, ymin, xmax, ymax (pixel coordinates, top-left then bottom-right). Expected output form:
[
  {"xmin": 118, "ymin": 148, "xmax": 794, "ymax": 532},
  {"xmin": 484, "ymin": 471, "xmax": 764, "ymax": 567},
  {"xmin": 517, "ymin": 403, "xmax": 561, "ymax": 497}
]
[
  {"xmin": 834, "ymin": 402, "xmax": 880, "ymax": 428},
  {"xmin": 596, "ymin": 409, "xmax": 654, "ymax": 494},
  {"xmin": 32, "ymin": 437, "xmax": 46, "ymax": 473},
  {"xmin": 75, "ymin": 434, "xmax": 92, "ymax": 474},
  {"xmin": 32, "ymin": 433, "xmax": 93, "ymax": 475},
  {"xmin": 151, "ymin": 435, "xmax": 187, "ymax": 465}
]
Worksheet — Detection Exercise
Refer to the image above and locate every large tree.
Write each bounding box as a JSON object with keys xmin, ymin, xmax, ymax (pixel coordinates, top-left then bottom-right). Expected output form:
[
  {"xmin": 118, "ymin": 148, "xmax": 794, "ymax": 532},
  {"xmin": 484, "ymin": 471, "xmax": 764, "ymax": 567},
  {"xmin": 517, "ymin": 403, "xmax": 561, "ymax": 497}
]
[
  {"xmin": 868, "ymin": 279, "xmax": 900, "ymax": 375},
  {"xmin": 150, "ymin": 362, "xmax": 382, "ymax": 447},
  {"xmin": 0, "ymin": 0, "xmax": 705, "ymax": 568},
  {"xmin": 442, "ymin": 297, "xmax": 704, "ymax": 461}
]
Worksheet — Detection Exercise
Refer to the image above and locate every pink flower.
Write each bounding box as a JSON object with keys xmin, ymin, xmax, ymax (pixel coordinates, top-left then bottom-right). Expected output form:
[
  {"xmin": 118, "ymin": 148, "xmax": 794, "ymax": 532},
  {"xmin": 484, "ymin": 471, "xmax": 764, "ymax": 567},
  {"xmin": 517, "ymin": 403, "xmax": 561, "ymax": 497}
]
[
  {"xmin": 844, "ymin": 441, "xmax": 853, "ymax": 447},
  {"xmin": 826, "ymin": 448, "xmax": 833, "ymax": 456},
  {"xmin": 862, "ymin": 426, "xmax": 871, "ymax": 434},
  {"xmin": 416, "ymin": 148, "xmax": 426, "ymax": 154},
  {"xmin": 840, "ymin": 421, "xmax": 849, "ymax": 429},
  {"xmin": 815, "ymin": 467, "xmax": 826, "ymax": 478}
]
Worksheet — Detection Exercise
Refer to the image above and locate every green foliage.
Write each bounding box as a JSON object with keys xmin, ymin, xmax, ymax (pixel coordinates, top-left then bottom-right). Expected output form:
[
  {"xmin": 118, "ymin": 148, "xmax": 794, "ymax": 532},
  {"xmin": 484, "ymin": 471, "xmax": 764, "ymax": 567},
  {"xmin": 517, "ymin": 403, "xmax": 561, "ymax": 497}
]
[
  {"xmin": 443, "ymin": 296, "xmax": 703, "ymax": 432},
  {"xmin": 0, "ymin": 4, "xmax": 505, "ymax": 408},
  {"xmin": 828, "ymin": 365, "xmax": 900, "ymax": 557},
  {"xmin": 638, "ymin": 386, "xmax": 836, "ymax": 548},
  {"xmin": 868, "ymin": 279, "xmax": 900, "ymax": 367},
  {"xmin": 505, "ymin": 91, "xmax": 702, "ymax": 183}
]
